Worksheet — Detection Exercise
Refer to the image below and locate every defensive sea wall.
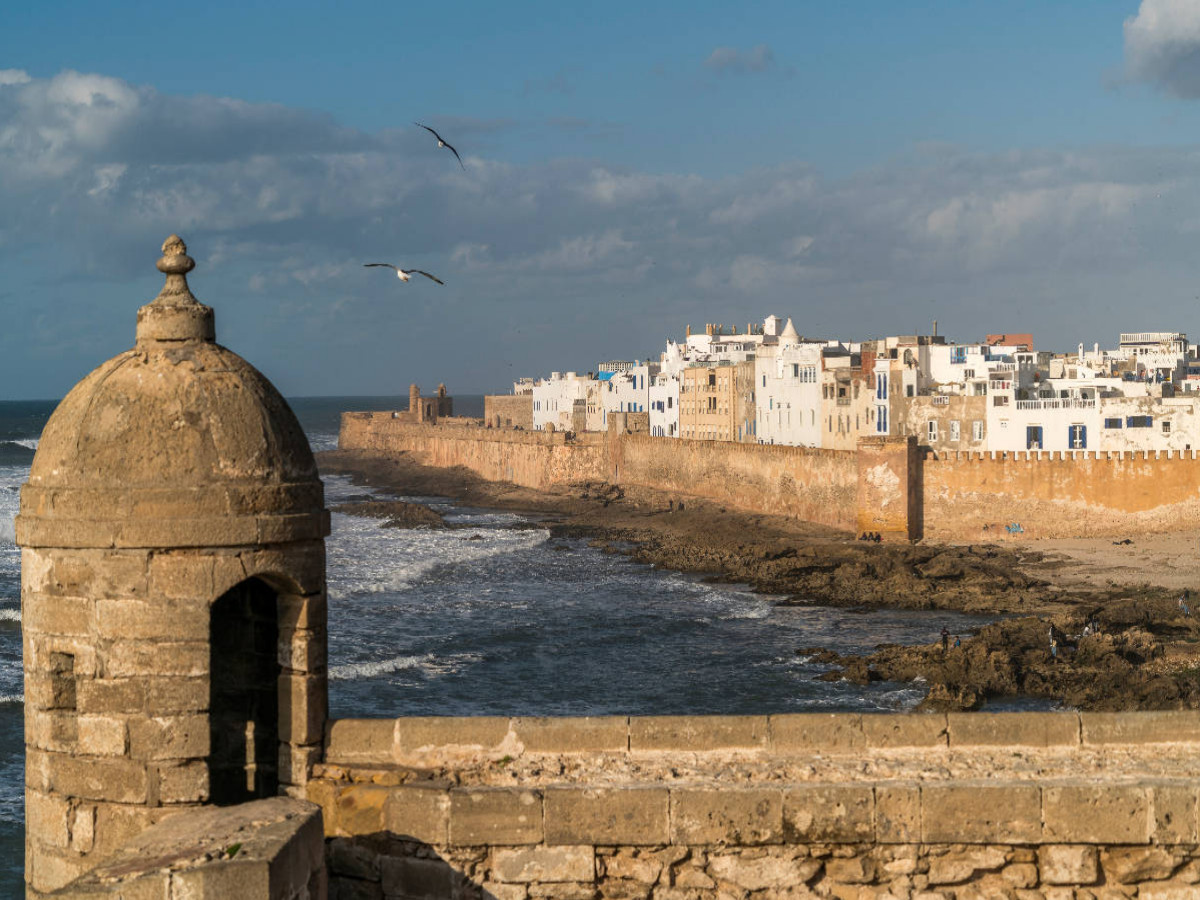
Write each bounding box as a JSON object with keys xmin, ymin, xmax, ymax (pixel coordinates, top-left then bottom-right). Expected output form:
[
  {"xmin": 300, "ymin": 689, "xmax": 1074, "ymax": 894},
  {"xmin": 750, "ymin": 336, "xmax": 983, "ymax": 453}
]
[
  {"xmin": 310, "ymin": 711, "xmax": 1200, "ymax": 897},
  {"xmin": 341, "ymin": 414, "xmax": 1200, "ymax": 540}
]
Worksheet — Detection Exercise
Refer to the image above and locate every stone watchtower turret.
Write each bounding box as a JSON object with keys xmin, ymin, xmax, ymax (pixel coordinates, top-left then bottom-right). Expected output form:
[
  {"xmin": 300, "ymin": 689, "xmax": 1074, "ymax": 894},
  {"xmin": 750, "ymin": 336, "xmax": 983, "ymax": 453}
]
[{"xmin": 16, "ymin": 236, "xmax": 330, "ymax": 895}]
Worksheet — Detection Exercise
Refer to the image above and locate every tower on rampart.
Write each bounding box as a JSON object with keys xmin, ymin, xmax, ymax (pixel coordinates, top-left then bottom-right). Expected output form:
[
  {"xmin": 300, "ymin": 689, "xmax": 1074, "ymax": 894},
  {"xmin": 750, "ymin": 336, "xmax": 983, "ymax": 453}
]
[{"xmin": 16, "ymin": 236, "xmax": 330, "ymax": 894}]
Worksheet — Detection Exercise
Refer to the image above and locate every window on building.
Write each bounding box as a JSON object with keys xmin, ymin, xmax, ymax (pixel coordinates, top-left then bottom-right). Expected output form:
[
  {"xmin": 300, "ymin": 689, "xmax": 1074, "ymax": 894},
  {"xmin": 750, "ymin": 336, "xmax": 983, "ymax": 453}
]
[
  {"xmin": 972, "ymin": 420, "xmax": 983, "ymax": 441},
  {"xmin": 762, "ymin": 375, "xmax": 766, "ymax": 387},
  {"xmin": 1026, "ymin": 425, "xmax": 1043, "ymax": 450},
  {"xmin": 950, "ymin": 420, "xmax": 960, "ymax": 441},
  {"xmin": 1163, "ymin": 420, "xmax": 1172, "ymax": 434},
  {"xmin": 876, "ymin": 376, "xmax": 888, "ymax": 400},
  {"xmin": 993, "ymin": 396, "xmax": 1009, "ymax": 407},
  {"xmin": 1069, "ymin": 424, "xmax": 1087, "ymax": 449},
  {"xmin": 1126, "ymin": 416, "xmax": 1153, "ymax": 428},
  {"xmin": 792, "ymin": 364, "xmax": 799, "ymax": 378},
  {"xmin": 928, "ymin": 421, "xmax": 938, "ymax": 442},
  {"xmin": 906, "ymin": 385, "xmax": 914, "ymax": 397},
  {"xmin": 1104, "ymin": 418, "xmax": 1122, "ymax": 429},
  {"xmin": 708, "ymin": 373, "xmax": 716, "ymax": 387},
  {"xmin": 668, "ymin": 397, "xmax": 673, "ymax": 409},
  {"xmin": 876, "ymin": 407, "xmax": 888, "ymax": 434}
]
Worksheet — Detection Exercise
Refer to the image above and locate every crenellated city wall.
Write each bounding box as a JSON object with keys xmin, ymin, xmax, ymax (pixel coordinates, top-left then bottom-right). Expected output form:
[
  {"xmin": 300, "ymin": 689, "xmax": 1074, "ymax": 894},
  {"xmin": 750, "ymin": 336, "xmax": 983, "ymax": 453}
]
[
  {"xmin": 922, "ymin": 448, "xmax": 1200, "ymax": 539},
  {"xmin": 309, "ymin": 711, "xmax": 1200, "ymax": 898},
  {"xmin": 340, "ymin": 414, "xmax": 1200, "ymax": 540}
]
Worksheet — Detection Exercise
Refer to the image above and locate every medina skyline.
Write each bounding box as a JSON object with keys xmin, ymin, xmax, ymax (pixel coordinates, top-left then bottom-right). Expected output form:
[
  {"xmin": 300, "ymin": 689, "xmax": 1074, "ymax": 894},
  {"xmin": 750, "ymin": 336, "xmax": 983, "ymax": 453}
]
[{"xmin": 2, "ymin": 0, "xmax": 1200, "ymax": 400}]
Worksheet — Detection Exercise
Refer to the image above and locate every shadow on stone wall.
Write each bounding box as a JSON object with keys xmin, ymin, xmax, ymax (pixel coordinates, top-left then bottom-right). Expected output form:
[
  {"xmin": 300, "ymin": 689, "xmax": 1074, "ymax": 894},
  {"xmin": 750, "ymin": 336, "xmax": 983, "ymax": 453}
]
[{"xmin": 328, "ymin": 834, "xmax": 497, "ymax": 900}]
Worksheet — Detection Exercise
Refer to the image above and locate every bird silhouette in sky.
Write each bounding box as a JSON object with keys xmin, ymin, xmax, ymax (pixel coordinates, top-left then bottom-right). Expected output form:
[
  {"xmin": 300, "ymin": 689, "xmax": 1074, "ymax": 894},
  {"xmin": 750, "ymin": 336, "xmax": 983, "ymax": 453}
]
[
  {"xmin": 363, "ymin": 263, "xmax": 445, "ymax": 285},
  {"xmin": 415, "ymin": 122, "xmax": 465, "ymax": 169}
]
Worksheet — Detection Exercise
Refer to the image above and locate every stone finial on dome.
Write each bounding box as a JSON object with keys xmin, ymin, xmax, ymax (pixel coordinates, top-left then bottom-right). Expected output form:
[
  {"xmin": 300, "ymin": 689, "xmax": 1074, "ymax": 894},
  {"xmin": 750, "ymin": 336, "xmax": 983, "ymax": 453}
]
[{"xmin": 137, "ymin": 233, "xmax": 215, "ymax": 344}]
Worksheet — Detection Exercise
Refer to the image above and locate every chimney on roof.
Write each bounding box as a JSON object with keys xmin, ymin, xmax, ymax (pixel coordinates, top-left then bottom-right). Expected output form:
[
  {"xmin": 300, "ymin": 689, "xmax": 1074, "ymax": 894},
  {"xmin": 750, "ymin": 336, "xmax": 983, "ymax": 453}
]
[{"xmin": 932, "ymin": 319, "xmax": 938, "ymax": 338}]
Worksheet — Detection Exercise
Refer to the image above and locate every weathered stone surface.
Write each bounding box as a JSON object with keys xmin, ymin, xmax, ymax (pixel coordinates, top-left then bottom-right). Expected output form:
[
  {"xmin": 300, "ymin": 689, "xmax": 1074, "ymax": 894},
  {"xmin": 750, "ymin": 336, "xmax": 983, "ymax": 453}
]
[
  {"xmin": 601, "ymin": 851, "xmax": 662, "ymax": 884},
  {"xmin": 1101, "ymin": 847, "xmax": 1183, "ymax": 884},
  {"xmin": 492, "ymin": 846, "xmax": 595, "ymax": 883},
  {"xmin": 629, "ymin": 716, "xmax": 767, "ymax": 751},
  {"xmin": 783, "ymin": 784, "xmax": 873, "ymax": 843},
  {"xmin": 128, "ymin": 714, "xmax": 209, "ymax": 760},
  {"xmin": 947, "ymin": 712, "xmax": 1079, "ymax": 747},
  {"xmin": 514, "ymin": 716, "xmax": 629, "ymax": 753},
  {"xmin": 1037, "ymin": 845, "xmax": 1099, "ymax": 885},
  {"xmin": 706, "ymin": 853, "xmax": 822, "ymax": 891},
  {"xmin": 925, "ymin": 847, "xmax": 1008, "ymax": 885},
  {"xmin": 451, "ymin": 788, "xmax": 543, "ymax": 845},
  {"xmin": 672, "ymin": 789, "xmax": 782, "ymax": 845},
  {"xmin": 1082, "ymin": 711, "xmax": 1200, "ymax": 745},
  {"xmin": 824, "ymin": 855, "xmax": 876, "ymax": 884},
  {"xmin": 326, "ymin": 719, "xmax": 396, "ymax": 764},
  {"xmin": 396, "ymin": 716, "xmax": 512, "ymax": 756},
  {"xmin": 1044, "ymin": 784, "xmax": 1153, "ymax": 844},
  {"xmin": 1151, "ymin": 781, "xmax": 1200, "ymax": 843},
  {"xmin": 876, "ymin": 784, "xmax": 921, "ymax": 843},
  {"xmin": 386, "ymin": 783, "xmax": 451, "ymax": 844},
  {"xmin": 921, "ymin": 784, "xmax": 1041, "ymax": 843},
  {"xmin": 545, "ymin": 788, "xmax": 669, "ymax": 845},
  {"xmin": 861, "ymin": 714, "xmax": 947, "ymax": 748}
]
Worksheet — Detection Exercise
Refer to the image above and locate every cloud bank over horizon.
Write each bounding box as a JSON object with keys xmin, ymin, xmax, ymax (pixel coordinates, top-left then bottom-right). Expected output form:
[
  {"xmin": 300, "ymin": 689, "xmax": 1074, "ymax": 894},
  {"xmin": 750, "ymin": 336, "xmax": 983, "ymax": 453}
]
[{"xmin": 3, "ymin": 67, "xmax": 1200, "ymax": 399}]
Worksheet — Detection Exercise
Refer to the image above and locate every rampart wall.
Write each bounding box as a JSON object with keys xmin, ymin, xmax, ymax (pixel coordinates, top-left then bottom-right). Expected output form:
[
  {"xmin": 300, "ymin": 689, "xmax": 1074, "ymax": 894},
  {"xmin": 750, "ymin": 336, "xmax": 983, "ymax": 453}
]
[
  {"xmin": 615, "ymin": 434, "xmax": 858, "ymax": 531},
  {"xmin": 340, "ymin": 413, "xmax": 1200, "ymax": 540},
  {"xmin": 922, "ymin": 448, "xmax": 1200, "ymax": 539},
  {"xmin": 310, "ymin": 711, "xmax": 1200, "ymax": 898},
  {"xmin": 339, "ymin": 414, "xmax": 608, "ymax": 491}
]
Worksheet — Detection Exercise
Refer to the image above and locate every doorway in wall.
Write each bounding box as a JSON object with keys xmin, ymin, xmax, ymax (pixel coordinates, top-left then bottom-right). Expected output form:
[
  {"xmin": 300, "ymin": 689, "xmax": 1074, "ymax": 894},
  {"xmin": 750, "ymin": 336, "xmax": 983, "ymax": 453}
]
[{"xmin": 210, "ymin": 578, "xmax": 280, "ymax": 804}]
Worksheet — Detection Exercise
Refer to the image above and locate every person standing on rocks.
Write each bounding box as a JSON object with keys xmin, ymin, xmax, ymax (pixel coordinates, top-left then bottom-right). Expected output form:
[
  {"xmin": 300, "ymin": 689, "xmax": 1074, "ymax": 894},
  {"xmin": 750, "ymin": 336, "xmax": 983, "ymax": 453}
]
[{"xmin": 941, "ymin": 626, "xmax": 950, "ymax": 653}]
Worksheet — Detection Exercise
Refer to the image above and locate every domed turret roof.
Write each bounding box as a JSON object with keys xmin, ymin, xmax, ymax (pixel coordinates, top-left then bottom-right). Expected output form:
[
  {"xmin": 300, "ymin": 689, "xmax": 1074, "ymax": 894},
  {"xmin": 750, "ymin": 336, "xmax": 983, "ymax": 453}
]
[
  {"xmin": 780, "ymin": 318, "xmax": 800, "ymax": 343},
  {"xmin": 17, "ymin": 236, "xmax": 328, "ymax": 550}
]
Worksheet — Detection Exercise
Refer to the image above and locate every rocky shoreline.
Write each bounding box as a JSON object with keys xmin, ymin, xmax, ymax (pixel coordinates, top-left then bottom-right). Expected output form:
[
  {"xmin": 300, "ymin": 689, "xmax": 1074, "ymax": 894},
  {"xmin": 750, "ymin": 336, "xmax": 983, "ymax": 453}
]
[{"xmin": 318, "ymin": 448, "xmax": 1200, "ymax": 712}]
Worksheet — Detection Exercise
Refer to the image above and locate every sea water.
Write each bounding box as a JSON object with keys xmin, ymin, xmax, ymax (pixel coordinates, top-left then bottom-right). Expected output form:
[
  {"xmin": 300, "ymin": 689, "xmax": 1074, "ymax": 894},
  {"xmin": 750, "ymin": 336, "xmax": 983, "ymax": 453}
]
[{"xmin": 0, "ymin": 396, "xmax": 996, "ymax": 893}]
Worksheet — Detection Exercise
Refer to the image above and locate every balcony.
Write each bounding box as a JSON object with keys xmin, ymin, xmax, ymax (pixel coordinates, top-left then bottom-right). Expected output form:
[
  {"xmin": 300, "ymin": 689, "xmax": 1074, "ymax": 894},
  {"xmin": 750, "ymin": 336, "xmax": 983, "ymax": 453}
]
[{"xmin": 1014, "ymin": 399, "xmax": 1097, "ymax": 411}]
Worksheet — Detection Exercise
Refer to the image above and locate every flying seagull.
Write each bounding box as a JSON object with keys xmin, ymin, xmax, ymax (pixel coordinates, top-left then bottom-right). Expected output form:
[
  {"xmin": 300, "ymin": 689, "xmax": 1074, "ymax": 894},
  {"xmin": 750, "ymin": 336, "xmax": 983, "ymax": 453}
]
[
  {"xmin": 415, "ymin": 122, "xmax": 465, "ymax": 169},
  {"xmin": 363, "ymin": 263, "xmax": 445, "ymax": 285}
]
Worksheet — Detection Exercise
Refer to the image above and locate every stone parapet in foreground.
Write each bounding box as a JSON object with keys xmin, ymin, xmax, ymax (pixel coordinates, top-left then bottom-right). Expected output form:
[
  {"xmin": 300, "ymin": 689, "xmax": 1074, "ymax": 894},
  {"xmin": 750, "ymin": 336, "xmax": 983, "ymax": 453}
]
[
  {"xmin": 42, "ymin": 797, "xmax": 324, "ymax": 899},
  {"xmin": 310, "ymin": 712, "xmax": 1200, "ymax": 897}
]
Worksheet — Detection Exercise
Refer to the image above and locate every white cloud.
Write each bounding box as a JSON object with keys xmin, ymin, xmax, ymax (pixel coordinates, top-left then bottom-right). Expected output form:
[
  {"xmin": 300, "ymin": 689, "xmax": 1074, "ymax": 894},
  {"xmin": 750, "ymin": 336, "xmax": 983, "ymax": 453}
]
[
  {"xmin": 704, "ymin": 44, "xmax": 776, "ymax": 74},
  {"xmin": 0, "ymin": 70, "xmax": 31, "ymax": 86},
  {"xmin": 1124, "ymin": 0, "xmax": 1200, "ymax": 97}
]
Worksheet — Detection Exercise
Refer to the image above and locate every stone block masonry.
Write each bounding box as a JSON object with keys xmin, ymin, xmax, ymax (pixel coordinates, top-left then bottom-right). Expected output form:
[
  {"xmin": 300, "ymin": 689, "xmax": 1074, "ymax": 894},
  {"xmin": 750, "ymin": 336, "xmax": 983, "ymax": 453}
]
[
  {"xmin": 342, "ymin": 414, "xmax": 1200, "ymax": 539},
  {"xmin": 312, "ymin": 711, "xmax": 1200, "ymax": 897}
]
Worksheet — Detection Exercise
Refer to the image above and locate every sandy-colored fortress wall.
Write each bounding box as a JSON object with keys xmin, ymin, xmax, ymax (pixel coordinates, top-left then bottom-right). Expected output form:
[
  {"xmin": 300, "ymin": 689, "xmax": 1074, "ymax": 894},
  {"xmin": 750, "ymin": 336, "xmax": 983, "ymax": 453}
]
[
  {"xmin": 922, "ymin": 449, "xmax": 1200, "ymax": 539},
  {"xmin": 341, "ymin": 415, "xmax": 1200, "ymax": 539},
  {"xmin": 615, "ymin": 433, "xmax": 858, "ymax": 531},
  {"xmin": 310, "ymin": 711, "xmax": 1200, "ymax": 897}
]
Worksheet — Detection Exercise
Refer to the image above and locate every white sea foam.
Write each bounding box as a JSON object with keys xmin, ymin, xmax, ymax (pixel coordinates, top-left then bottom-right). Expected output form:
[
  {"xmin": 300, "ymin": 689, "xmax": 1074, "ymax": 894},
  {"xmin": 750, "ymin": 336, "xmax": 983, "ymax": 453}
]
[
  {"xmin": 0, "ymin": 609, "xmax": 18, "ymax": 622},
  {"xmin": 7, "ymin": 439, "xmax": 38, "ymax": 450},
  {"xmin": 0, "ymin": 519, "xmax": 12, "ymax": 545},
  {"xmin": 330, "ymin": 651, "xmax": 482, "ymax": 681},
  {"xmin": 0, "ymin": 694, "xmax": 22, "ymax": 705},
  {"xmin": 330, "ymin": 653, "xmax": 434, "ymax": 680}
]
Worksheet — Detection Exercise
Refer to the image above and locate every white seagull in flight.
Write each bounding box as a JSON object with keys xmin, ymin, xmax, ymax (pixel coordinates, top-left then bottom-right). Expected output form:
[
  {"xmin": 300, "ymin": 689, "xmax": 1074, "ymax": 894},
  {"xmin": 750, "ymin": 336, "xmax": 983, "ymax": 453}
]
[
  {"xmin": 415, "ymin": 122, "xmax": 465, "ymax": 169},
  {"xmin": 363, "ymin": 263, "xmax": 445, "ymax": 285}
]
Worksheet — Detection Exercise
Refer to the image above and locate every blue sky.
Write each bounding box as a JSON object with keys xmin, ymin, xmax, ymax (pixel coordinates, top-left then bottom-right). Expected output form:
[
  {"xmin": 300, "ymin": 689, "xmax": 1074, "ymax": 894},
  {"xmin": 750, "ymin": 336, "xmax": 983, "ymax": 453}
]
[{"xmin": 3, "ymin": 1, "xmax": 1200, "ymax": 399}]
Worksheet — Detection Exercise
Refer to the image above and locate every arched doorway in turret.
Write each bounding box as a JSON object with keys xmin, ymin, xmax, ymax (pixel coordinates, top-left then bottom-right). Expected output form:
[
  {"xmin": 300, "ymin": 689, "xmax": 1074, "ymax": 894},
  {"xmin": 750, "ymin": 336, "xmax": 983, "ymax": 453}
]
[{"xmin": 210, "ymin": 577, "xmax": 280, "ymax": 804}]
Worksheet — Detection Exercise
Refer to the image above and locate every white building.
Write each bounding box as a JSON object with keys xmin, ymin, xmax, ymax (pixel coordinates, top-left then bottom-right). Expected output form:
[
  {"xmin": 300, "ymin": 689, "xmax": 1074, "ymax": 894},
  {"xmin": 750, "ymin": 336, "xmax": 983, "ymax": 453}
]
[
  {"xmin": 601, "ymin": 361, "xmax": 658, "ymax": 428},
  {"xmin": 754, "ymin": 320, "xmax": 825, "ymax": 447},
  {"xmin": 531, "ymin": 371, "xmax": 593, "ymax": 432}
]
